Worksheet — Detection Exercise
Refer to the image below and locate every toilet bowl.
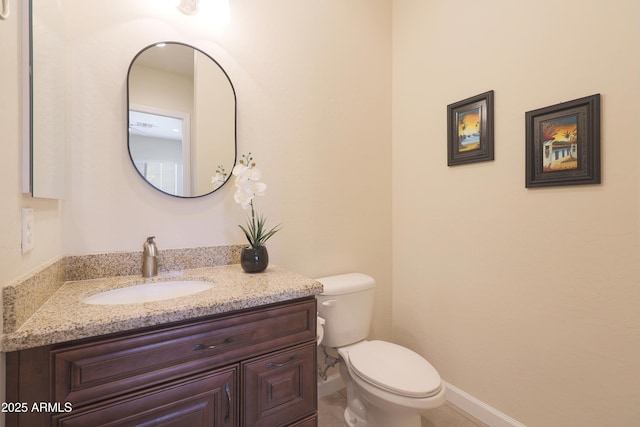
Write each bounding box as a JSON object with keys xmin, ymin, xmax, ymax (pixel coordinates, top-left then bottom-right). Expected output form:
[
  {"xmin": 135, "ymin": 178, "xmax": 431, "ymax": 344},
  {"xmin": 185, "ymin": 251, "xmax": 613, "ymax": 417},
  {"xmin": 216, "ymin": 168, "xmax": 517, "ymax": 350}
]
[
  {"xmin": 338, "ymin": 341, "xmax": 446, "ymax": 427},
  {"xmin": 316, "ymin": 273, "xmax": 446, "ymax": 427}
]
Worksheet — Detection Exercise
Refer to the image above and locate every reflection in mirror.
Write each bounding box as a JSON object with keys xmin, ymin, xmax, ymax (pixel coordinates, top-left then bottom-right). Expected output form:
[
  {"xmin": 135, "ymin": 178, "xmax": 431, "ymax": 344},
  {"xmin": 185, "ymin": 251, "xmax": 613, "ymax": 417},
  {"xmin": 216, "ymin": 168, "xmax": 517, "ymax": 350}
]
[
  {"xmin": 24, "ymin": 0, "xmax": 67, "ymax": 199},
  {"xmin": 127, "ymin": 42, "xmax": 236, "ymax": 198},
  {"xmin": 129, "ymin": 109, "xmax": 190, "ymax": 196}
]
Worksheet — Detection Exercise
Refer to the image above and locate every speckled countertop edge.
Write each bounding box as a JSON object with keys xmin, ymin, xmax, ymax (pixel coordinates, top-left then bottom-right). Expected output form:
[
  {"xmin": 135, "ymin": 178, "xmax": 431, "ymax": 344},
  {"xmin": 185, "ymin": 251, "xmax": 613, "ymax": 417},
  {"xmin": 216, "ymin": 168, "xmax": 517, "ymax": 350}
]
[
  {"xmin": 2, "ymin": 264, "xmax": 322, "ymax": 352},
  {"xmin": 2, "ymin": 245, "xmax": 245, "ymax": 335}
]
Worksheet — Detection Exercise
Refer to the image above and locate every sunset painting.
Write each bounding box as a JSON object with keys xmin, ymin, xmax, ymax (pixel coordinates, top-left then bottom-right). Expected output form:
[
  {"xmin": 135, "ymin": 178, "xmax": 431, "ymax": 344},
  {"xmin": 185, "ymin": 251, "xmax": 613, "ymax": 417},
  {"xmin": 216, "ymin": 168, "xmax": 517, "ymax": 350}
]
[
  {"xmin": 457, "ymin": 107, "xmax": 481, "ymax": 153},
  {"xmin": 540, "ymin": 115, "xmax": 578, "ymax": 172},
  {"xmin": 447, "ymin": 90, "xmax": 493, "ymax": 166},
  {"xmin": 525, "ymin": 94, "xmax": 599, "ymax": 187}
]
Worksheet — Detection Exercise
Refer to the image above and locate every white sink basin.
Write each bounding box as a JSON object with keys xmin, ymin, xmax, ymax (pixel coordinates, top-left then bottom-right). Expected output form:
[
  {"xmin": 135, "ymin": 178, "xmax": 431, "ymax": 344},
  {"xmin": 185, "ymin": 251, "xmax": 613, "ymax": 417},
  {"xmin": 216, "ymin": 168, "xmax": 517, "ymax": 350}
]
[{"xmin": 82, "ymin": 280, "xmax": 214, "ymax": 305}]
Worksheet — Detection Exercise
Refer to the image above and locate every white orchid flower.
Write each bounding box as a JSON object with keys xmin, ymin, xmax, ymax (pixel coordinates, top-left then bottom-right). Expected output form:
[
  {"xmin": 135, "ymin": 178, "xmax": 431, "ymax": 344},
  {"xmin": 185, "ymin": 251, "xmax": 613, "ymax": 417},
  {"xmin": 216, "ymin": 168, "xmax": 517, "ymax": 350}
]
[
  {"xmin": 234, "ymin": 166, "xmax": 262, "ymax": 185},
  {"xmin": 211, "ymin": 165, "xmax": 228, "ymax": 190},
  {"xmin": 232, "ymin": 163, "xmax": 249, "ymax": 177},
  {"xmin": 234, "ymin": 181, "xmax": 266, "ymax": 208},
  {"xmin": 240, "ymin": 180, "xmax": 266, "ymax": 196},
  {"xmin": 234, "ymin": 189, "xmax": 253, "ymax": 209},
  {"xmin": 212, "ymin": 172, "xmax": 226, "ymax": 185},
  {"xmin": 233, "ymin": 153, "xmax": 282, "ymax": 249},
  {"xmin": 233, "ymin": 160, "xmax": 266, "ymax": 208}
]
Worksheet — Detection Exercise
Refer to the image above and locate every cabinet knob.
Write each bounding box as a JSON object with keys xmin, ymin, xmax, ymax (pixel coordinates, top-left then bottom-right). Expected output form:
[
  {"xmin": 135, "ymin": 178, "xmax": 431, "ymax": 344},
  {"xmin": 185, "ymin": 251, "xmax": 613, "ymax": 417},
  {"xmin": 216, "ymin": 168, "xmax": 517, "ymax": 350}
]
[
  {"xmin": 193, "ymin": 336, "xmax": 234, "ymax": 351},
  {"xmin": 224, "ymin": 382, "xmax": 231, "ymax": 424},
  {"xmin": 193, "ymin": 343, "xmax": 217, "ymax": 351},
  {"xmin": 266, "ymin": 354, "xmax": 297, "ymax": 368}
]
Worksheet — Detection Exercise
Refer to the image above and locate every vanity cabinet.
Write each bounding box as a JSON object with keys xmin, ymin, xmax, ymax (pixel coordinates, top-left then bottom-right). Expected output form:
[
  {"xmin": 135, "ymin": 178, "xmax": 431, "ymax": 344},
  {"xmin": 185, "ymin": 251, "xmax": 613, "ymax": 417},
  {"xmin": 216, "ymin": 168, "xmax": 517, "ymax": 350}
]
[
  {"xmin": 6, "ymin": 297, "xmax": 317, "ymax": 427},
  {"xmin": 53, "ymin": 367, "xmax": 237, "ymax": 426},
  {"xmin": 242, "ymin": 343, "xmax": 316, "ymax": 427}
]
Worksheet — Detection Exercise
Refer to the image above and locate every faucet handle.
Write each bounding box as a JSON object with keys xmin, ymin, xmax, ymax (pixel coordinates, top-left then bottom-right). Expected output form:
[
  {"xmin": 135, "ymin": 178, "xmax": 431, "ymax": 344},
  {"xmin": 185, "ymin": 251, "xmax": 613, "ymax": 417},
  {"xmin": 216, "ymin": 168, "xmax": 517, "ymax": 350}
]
[
  {"xmin": 142, "ymin": 236, "xmax": 158, "ymax": 277},
  {"xmin": 143, "ymin": 236, "xmax": 158, "ymax": 256}
]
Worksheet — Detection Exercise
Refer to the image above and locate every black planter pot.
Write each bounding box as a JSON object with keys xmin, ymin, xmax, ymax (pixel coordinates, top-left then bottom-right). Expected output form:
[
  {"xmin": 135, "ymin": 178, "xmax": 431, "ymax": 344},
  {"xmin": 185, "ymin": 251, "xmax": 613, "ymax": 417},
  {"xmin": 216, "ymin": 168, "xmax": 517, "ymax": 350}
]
[{"xmin": 240, "ymin": 246, "xmax": 269, "ymax": 273}]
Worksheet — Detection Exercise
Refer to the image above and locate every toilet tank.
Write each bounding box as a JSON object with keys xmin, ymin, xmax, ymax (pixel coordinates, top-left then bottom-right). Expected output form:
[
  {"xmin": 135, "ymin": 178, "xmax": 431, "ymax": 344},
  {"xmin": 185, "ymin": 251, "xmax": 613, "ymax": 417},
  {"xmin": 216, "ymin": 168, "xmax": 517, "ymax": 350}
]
[{"xmin": 315, "ymin": 273, "xmax": 375, "ymax": 348}]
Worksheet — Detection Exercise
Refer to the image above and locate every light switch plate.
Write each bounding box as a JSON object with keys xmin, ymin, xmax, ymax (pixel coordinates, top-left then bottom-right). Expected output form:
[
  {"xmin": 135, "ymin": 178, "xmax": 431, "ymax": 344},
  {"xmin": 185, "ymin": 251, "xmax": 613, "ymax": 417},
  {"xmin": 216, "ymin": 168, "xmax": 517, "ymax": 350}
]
[{"xmin": 21, "ymin": 208, "xmax": 34, "ymax": 254}]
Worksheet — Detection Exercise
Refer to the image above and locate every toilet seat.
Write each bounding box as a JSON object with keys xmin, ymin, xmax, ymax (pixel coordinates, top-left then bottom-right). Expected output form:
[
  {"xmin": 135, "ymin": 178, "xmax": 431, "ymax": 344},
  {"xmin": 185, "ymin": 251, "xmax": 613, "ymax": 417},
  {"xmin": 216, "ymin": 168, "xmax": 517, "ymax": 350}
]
[{"xmin": 347, "ymin": 340, "xmax": 442, "ymax": 398}]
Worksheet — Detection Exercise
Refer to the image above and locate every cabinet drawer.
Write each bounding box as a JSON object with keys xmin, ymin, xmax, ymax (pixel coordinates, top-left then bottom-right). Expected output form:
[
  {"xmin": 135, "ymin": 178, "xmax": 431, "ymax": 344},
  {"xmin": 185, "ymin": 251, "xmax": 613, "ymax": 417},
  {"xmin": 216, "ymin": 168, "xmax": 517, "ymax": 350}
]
[
  {"xmin": 53, "ymin": 299, "xmax": 316, "ymax": 406},
  {"xmin": 242, "ymin": 342, "xmax": 317, "ymax": 427},
  {"xmin": 53, "ymin": 366, "xmax": 237, "ymax": 427}
]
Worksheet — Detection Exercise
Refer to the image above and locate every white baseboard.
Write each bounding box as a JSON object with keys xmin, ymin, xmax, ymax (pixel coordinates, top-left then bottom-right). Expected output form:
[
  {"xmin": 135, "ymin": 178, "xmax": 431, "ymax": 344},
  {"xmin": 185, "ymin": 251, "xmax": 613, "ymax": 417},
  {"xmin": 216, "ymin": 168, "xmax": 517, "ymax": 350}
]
[
  {"xmin": 317, "ymin": 375, "xmax": 526, "ymax": 427},
  {"xmin": 318, "ymin": 372, "xmax": 344, "ymax": 398},
  {"xmin": 443, "ymin": 381, "xmax": 526, "ymax": 427}
]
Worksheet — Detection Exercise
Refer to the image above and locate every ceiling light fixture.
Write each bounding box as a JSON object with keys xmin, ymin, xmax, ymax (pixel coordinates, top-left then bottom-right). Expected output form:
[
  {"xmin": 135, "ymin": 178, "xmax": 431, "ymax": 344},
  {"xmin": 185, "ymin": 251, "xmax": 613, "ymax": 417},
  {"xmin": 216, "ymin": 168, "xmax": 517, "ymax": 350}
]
[
  {"xmin": 177, "ymin": 0, "xmax": 200, "ymax": 15},
  {"xmin": 177, "ymin": 0, "xmax": 230, "ymax": 25}
]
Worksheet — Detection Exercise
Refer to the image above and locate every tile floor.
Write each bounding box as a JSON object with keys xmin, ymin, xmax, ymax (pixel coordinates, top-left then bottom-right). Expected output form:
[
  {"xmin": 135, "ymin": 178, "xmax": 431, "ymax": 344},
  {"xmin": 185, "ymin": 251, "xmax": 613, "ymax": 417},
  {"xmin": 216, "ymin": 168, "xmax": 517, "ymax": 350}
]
[{"xmin": 318, "ymin": 388, "xmax": 488, "ymax": 427}]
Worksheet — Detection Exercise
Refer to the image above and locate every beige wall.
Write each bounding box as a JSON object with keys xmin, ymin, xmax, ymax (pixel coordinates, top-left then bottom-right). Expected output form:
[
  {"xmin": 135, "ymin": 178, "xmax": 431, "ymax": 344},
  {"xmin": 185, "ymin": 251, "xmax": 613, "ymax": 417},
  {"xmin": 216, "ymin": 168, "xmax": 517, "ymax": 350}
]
[
  {"xmin": 59, "ymin": 1, "xmax": 392, "ymax": 338},
  {"xmin": 392, "ymin": 1, "xmax": 640, "ymax": 426},
  {"xmin": 1, "ymin": 2, "xmax": 391, "ymax": 424}
]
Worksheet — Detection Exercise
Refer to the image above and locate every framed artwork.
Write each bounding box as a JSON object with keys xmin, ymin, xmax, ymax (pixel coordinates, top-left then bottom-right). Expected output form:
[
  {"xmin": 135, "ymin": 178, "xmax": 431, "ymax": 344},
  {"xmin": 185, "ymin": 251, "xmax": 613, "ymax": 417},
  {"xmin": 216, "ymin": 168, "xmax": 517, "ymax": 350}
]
[
  {"xmin": 447, "ymin": 90, "xmax": 494, "ymax": 166},
  {"xmin": 525, "ymin": 94, "xmax": 600, "ymax": 188}
]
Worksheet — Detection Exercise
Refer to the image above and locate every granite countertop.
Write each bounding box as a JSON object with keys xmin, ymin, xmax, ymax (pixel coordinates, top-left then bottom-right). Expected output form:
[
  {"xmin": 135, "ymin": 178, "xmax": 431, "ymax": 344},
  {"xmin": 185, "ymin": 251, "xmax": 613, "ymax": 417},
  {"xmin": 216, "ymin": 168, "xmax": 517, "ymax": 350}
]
[{"xmin": 2, "ymin": 264, "xmax": 322, "ymax": 352}]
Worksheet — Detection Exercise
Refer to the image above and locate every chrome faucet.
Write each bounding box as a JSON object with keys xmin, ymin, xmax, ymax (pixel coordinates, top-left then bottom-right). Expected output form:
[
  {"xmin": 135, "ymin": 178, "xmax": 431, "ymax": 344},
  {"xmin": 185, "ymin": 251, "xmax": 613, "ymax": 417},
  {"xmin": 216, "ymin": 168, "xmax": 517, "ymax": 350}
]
[{"xmin": 142, "ymin": 236, "xmax": 158, "ymax": 277}]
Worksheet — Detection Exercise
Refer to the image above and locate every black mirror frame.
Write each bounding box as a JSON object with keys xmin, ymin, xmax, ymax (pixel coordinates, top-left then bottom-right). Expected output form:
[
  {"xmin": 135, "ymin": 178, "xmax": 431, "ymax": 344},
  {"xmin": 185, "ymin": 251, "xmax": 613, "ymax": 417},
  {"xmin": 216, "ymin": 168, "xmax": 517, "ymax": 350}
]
[{"xmin": 126, "ymin": 41, "xmax": 237, "ymax": 198}]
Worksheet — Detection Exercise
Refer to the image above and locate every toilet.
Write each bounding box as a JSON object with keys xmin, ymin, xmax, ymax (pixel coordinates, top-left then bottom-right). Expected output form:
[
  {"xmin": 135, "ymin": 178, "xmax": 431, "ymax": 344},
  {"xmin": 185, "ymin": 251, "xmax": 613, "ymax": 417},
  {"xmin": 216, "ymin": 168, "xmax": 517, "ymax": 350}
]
[{"xmin": 316, "ymin": 273, "xmax": 446, "ymax": 427}]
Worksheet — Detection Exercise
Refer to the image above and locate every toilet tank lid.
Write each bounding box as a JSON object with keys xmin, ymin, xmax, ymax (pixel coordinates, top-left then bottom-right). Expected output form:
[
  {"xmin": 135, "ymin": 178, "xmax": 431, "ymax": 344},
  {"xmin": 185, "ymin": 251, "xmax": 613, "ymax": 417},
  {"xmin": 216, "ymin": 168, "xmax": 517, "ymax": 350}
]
[{"xmin": 315, "ymin": 273, "xmax": 375, "ymax": 295}]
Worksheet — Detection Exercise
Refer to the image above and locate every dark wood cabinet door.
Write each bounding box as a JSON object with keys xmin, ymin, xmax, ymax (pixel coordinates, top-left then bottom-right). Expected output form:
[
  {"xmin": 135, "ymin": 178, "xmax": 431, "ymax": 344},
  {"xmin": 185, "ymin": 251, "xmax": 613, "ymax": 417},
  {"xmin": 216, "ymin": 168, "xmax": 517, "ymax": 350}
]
[
  {"xmin": 52, "ymin": 299, "xmax": 316, "ymax": 407},
  {"xmin": 242, "ymin": 343, "xmax": 317, "ymax": 427},
  {"xmin": 52, "ymin": 367, "xmax": 237, "ymax": 427}
]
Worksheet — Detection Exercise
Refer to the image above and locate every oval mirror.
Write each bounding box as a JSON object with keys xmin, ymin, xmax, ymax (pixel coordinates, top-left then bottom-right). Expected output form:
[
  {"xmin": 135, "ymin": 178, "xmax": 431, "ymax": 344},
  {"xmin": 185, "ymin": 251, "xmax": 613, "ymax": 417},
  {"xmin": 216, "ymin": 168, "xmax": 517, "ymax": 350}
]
[{"xmin": 127, "ymin": 42, "xmax": 236, "ymax": 198}]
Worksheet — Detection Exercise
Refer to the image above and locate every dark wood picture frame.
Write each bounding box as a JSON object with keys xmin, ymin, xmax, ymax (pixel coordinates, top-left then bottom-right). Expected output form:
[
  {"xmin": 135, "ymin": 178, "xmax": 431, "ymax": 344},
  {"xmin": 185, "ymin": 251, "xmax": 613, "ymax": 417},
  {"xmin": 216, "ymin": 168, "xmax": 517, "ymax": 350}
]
[
  {"xmin": 525, "ymin": 94, "xmax": 601, "ymax": 188},
  {"xmin": 447, "ymin": 90, "xmax": 494, "ymax": 166}
]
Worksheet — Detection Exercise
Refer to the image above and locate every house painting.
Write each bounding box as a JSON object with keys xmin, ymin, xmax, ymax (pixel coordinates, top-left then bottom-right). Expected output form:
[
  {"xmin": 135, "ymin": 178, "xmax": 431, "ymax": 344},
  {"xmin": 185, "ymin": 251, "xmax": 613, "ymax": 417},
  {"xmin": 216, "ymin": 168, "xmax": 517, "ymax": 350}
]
[{"xmin": 541, "ymin": 115, "xmax": 578, "ymax": 172}]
